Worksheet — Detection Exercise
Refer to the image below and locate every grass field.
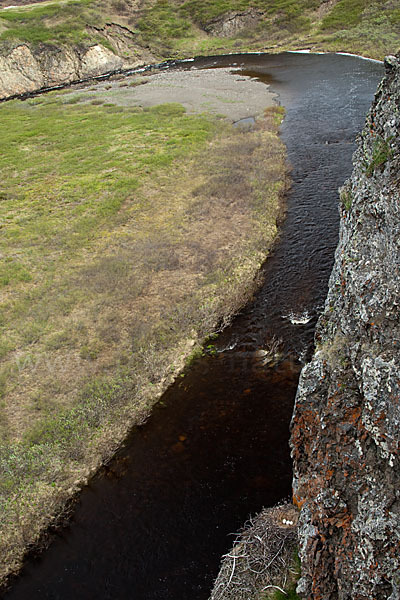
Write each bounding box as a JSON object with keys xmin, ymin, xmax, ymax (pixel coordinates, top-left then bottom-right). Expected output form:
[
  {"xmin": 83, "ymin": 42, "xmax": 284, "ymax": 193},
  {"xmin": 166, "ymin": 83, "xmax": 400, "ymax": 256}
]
[
  {"xmin": 0, "ymin": 91, "xmax": 287, "ymax": 582},
  {"xmin": 0, "ymin": 0, "xmax": 101, "ymax": 45}
]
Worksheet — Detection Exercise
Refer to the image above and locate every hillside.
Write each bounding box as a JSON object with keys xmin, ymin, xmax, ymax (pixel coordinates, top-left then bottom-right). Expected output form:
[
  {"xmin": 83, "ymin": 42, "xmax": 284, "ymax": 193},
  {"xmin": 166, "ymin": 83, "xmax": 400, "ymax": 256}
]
[{"xmin": 0, "ymin": 0, "xmax": 399, "ymax": 99}]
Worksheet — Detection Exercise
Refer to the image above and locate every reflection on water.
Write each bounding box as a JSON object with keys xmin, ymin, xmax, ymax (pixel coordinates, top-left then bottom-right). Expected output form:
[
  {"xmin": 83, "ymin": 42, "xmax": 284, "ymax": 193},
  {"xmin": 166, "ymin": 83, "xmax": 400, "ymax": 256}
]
[{"xmin": 4, "ymin": 53, "xmax": 383, "ymax": 600}]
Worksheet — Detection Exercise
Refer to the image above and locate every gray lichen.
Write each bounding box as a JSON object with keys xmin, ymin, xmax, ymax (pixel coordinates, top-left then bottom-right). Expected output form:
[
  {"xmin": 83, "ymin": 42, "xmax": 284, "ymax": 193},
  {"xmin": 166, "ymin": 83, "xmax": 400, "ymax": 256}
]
[{"xmin": 291, "ymin": 54, "xmax": 400, "ymax": 599}]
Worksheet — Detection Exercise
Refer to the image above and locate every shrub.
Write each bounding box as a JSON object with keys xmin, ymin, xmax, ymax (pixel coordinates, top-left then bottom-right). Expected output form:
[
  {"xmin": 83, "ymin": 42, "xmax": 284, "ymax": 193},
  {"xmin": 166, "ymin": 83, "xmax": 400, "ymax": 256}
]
[{"xmin": 363, "ymin": 135, "xmax": 393, "ymax": 177}]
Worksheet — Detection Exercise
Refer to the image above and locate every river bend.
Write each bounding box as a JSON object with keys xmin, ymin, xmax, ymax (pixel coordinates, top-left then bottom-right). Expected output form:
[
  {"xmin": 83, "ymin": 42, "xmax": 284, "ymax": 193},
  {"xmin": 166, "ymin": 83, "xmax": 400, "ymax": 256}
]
[{"xmin": 5, "ymin": 52, "xmax": 383, "ymax": 600}]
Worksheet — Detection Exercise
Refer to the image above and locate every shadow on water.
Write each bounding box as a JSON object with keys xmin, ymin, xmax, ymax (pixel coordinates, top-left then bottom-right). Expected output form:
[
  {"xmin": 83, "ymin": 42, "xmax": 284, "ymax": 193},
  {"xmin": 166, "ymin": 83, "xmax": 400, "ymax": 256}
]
[{"xmin": 4, "ymin": 53, "xmax": 383, "ymax": 600}]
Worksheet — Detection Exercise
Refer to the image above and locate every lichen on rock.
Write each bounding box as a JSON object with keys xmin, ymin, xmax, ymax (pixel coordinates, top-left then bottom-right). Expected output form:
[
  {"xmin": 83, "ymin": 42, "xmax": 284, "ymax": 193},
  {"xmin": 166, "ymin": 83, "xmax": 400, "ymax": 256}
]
[
  {"xmin": 291, "ymin": 54, "xmax": 400, "ymax": 599},
  {"xmin": 0, "ymin": 40, "xmax": 147, "ymax": 100}
]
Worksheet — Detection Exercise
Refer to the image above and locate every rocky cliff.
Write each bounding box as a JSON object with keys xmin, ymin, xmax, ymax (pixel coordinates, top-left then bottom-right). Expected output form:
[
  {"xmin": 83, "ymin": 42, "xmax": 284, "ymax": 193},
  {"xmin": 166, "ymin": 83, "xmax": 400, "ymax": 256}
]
[
  {"xmin": 291, "ymin": 55, "xmax": 400, "ymax": 599},
  {"xmin": 0, "ymin": 35, "xmax": 152, "ymax": 99}
]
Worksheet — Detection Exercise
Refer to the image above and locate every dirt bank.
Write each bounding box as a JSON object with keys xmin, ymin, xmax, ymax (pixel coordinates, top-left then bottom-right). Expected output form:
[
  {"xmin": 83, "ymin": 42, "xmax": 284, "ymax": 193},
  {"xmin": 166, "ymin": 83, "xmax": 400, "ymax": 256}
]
[
  {"xmin": 64, "ymin": 66, "xmax": 276, "ymax": 121},
  {"xmin": 1, "ymin": 0, "xmax": 48, "ymax": 7}
]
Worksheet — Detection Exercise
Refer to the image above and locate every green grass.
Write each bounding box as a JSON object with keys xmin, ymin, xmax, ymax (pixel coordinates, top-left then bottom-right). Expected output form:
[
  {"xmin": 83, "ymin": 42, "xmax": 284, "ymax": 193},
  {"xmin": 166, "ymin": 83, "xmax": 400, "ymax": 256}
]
[
  {"xmin": 0, "ymin": 93, "xmax": 287, "ymax": 584},
  {"xmin": 321, "ymin": 0, "xmax": 372, "ymax": 31},
  {"xmin": 135, "ymin": 0, "xmax": 320, "ymax": 53},
  {"xmin": 268, "ymin": 550, "xmax": 301, "ymax": 599},
  {"xmin": 132, "ymin": 0, "xmax": 398, "ymax": 59},
  {"xmin": 271, "ymin": 588, "xmax": 301, "ymax": 599},
  {"xmin": 363, "ymin": 135, "xmax": 394, "ymax": 177},
  {"xmin": 340, "ymin": 187, "xmax": 353, "ymax": 212},
  {"xmin": 178, "ymin": 0, "xmax": 318, "ymax": 27},
  {"xmin": 136, "ymin": 1, "xmax": 192, "ymax": 45},
  {"xmin": 313, "ymin": 1, "xmax": 399, "ymax": 58},
  {"xmin": 0, "ymin": 0, "xmax": 398, "ymax": 59},
  {"xmin": 179, "ymin": 0, "xmax": 249, "ymax": 26},
  {"xmin": 0, "ymin": 0, "xmax": 102, "ymax": 45},
  {"xmin": 253, "ymin": 0, "xmax": 319, "ymax": 34},
  {"xmin": 0, "ymin": 95, "xmax": 221, "ymax": 452},
  {"xmin": 0, "ymin": 99, "xmax": 212, "ymax": 278},
  {"xmin": 390, "ymin": 8, "xmax": 400, "ymax": 25}
]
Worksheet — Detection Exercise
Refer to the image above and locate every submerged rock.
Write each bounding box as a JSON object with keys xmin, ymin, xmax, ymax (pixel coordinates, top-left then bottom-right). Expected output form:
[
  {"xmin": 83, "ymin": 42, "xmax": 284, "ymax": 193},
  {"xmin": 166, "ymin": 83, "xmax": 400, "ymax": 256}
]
[{"xmin": 291, "ymin": 55, "xmax": 400, "ymax": 599}]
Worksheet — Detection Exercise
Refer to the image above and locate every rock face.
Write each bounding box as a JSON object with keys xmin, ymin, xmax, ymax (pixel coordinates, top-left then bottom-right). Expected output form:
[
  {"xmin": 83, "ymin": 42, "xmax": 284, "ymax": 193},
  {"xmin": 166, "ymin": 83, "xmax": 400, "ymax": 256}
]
[
  {"xmin": 0, "ymin": 39, "xmax": 149, "ymax": 99},
  {"xmin": 204, "ymin": 9, "xmax": 263, "ymax": 37},
  {"xmin": 291, "ymin": 56, "xmax": 400, "ymax": 599}
]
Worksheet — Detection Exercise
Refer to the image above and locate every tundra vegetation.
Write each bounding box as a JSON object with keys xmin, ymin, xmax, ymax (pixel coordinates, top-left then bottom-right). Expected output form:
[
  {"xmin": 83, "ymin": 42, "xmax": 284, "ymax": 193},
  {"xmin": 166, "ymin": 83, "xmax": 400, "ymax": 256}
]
[
  {"xmin": 0, "ymin": 0, "xmax": 398, "ymax": 60},
  {"xmin": 0, "ymin": 0, "xmax": 398, "ymax": 592},
  {"xmin": 0, "ymin": 90, "xmax": 287, "ymax": 583}
]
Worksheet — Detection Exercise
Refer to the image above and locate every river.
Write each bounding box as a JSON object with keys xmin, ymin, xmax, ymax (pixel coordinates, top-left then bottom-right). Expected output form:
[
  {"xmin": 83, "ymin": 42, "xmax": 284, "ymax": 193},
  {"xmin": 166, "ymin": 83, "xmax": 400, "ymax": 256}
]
[{"xmin": 4, "ymin": 52, "xmax": 383, "ymax": 600}]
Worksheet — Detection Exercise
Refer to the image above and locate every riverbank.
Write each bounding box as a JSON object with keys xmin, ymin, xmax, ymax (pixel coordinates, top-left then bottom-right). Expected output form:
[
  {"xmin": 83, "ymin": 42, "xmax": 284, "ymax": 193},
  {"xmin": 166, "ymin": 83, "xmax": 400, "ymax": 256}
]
[
  {"xmin": 0, "ymin": 67, "xmax": 287, "ymax": 587},
  {"xmin": 0, "ymin": 0, "xmax": 397, "ymax": 101}
]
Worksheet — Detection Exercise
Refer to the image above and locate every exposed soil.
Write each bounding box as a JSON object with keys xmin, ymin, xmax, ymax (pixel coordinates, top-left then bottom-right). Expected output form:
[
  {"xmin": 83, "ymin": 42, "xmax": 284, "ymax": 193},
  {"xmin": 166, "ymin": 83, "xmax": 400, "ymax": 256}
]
[
  {"xmin": 1, "ymin": 0, "xmax": 49, "ymax": 7},
  {"xmin": 65, "ymin": 66, "xmax": 276, "ymax": 121}
]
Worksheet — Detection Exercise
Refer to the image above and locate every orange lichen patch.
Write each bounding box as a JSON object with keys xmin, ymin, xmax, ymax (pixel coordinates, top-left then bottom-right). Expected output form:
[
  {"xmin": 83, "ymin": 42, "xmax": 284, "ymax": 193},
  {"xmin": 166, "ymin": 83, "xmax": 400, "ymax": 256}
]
[
  {"xmin": 293, "ymin": 494, "xmax": 306, "ymax": 509},
  {"xmin": 311, "ymin": 579, "xmax": 325, "ymax": 600},
  {"xmin": 292, "ymin": 407, "xmax": 320, "ymax": 431},
  {"xmin": 347, "ymin": 406, "xmax": 362, "ymax": 424},
  {"xmin": 357, "ymin": 424, "xmax": 369, "ymax": 442},
  {"xmin": 327, "ymin": 390, "xmax": 341, "ymax": 403},
  {"xmin": 376, "ymin": 411, "xmax": 387, "ymax": 424},
  {"xmin": 328, "ymin": 512, "xmax": 352, "ymax": 531}
]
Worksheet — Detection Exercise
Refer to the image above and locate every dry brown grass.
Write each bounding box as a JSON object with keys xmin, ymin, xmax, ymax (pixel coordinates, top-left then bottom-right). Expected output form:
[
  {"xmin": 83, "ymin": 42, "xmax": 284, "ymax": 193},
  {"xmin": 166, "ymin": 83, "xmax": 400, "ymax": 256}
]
[
  {"xmin": 0, "ymin": 105, "xmax": 287, "ymax": 586},
  {"xmin": 210, "ymin": 504, "xmax": 300, "ymax": 600}
]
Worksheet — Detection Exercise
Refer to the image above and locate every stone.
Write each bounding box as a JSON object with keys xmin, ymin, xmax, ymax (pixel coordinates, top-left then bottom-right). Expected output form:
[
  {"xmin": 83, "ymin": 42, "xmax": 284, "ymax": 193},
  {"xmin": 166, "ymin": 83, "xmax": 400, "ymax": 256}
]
[
  {"xmin": 291, "ymin": 54, "xmax": 400, "ymax": 599},
  {"xmin": 0, "ymin": 38, "xmax": 149, "ymax": 100},
  {"xmin": 204, "ymin": 9, "xmax": 264, "ymax": 38}
]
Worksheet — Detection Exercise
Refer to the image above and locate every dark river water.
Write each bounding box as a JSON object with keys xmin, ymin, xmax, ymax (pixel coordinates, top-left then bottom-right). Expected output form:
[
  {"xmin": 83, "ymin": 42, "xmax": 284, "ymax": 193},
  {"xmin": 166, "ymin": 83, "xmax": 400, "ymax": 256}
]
[{"xmin": 4, "ymin": 52, "xmax": 383, "ymax": 600}]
